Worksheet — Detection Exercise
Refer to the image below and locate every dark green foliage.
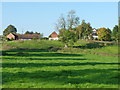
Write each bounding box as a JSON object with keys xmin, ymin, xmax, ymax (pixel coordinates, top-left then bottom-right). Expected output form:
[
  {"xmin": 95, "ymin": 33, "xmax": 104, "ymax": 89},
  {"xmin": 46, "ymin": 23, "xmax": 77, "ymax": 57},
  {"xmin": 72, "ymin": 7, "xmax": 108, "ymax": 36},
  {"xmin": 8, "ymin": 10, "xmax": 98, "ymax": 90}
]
[
  {"xmin": 25, "ymin": 31, "xmax": 41, "ymax": 35},
  {"xmin": 41, "ymin": 37, "xmax": 48, "ymax": 40},
  {"xmin": 3, "ymin": 25, "xmax": 17, "ymax": 36},
  {"xmin": 25, "ymin": 31, "xmax": 34, "ymax": 34},
  {"xmin": 112, "ymin": 25, "xmax": 119, "ymax": 41},
  {"xmin": 0, "ymin": 35, "xmax": 5, "ymax": 41},
  {"xmin": 76, "ymin": 20, "xmax": 93, "ymax": 40},
  {"xmin": 59, "ymin": 29, "xmax": 77, "ymax": 46}
]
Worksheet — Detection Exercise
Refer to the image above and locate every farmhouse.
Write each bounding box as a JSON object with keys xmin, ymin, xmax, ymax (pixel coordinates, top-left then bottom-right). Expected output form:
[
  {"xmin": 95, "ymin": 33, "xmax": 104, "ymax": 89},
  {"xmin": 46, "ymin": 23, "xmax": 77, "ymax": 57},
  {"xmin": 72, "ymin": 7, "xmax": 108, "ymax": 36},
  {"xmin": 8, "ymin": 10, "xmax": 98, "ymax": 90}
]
[
  {"xmin": 92, "ymin": 29, "xmax": 98, "ymax": 39},
  {"xmin": 7, "ymin": 33, "xmax": 40, "ymax": 40},
  {"xmin": 49, "ymin": 31, "xmax": 59, "ymax": 40}
]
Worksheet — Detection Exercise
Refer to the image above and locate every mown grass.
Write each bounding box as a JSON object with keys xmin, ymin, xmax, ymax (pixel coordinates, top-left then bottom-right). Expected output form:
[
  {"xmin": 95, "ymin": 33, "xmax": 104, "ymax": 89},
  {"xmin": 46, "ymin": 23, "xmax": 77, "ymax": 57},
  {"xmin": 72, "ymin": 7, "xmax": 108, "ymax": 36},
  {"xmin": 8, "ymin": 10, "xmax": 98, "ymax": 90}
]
[
  {"xmin": 2, "ymin": 50, "xmax": 119, "ymax": 88},
  {"xmin": 3, "ymin": 40, "xmax": 64, "ymax": 50},
  {"xmin": 1, "ymin": 40, "xmax": 119, "ymax": 88},
  {"xmin": 59, "ymin": 45, "xmax": 118, "ymax": 56}
]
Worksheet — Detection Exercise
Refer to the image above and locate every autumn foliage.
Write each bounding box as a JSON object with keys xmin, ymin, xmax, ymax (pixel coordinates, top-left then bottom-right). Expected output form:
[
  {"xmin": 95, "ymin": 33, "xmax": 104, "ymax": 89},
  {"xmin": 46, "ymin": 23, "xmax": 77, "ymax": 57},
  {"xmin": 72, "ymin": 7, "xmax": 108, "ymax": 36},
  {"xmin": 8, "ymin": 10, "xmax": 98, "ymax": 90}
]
[{"xmin": 97, "ymin": 28, "xmax": 111, "ymax": 41}]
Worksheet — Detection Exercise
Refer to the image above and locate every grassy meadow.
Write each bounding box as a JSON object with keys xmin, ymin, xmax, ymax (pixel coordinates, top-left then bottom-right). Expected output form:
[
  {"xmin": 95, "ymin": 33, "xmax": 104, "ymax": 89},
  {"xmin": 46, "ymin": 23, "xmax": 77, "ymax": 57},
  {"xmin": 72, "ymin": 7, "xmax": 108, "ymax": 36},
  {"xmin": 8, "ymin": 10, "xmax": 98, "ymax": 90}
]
[{"xmin": 1, "ymin": 40, "xmax": 119, "ymax": 88}]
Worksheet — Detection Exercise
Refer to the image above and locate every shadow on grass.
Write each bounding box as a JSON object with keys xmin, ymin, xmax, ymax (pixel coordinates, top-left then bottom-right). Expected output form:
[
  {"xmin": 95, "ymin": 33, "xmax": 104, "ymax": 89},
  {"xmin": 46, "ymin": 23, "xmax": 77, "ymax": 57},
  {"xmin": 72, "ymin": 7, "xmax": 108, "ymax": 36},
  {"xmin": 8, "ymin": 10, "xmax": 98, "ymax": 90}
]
[
  {"xmin": 2, "ymin": 49, "xmax": 49, "ymax": 52},
  {"xmin": 73, "ymin": 43, "xmax": 105, "ymax": 49},
  {"xmin": 2, "ymin": 69, "xmax": 119, "ymax": 86},
  {"xmin": 2, "ymin": 62, "xmax": 120, "ymax": 68},
  {"xmin": 2, "ymin": 49, "xmax": 82, "ymax": 57},
  {"xmin": 3, "ymin": 57, "xmax": 87, "ymax": 61},
  {"xmin": 2, "ymin": 48, "xmax": 119, "ymax": 87}
]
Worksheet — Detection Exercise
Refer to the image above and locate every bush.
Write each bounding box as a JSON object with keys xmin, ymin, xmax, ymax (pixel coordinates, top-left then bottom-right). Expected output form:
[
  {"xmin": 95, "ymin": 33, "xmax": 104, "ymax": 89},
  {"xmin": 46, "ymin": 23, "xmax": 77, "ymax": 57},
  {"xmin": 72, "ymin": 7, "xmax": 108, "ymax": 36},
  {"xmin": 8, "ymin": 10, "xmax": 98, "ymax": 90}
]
[{"xmin": 48, "ymin": 47, "xmax": 62, "ymax": 52}]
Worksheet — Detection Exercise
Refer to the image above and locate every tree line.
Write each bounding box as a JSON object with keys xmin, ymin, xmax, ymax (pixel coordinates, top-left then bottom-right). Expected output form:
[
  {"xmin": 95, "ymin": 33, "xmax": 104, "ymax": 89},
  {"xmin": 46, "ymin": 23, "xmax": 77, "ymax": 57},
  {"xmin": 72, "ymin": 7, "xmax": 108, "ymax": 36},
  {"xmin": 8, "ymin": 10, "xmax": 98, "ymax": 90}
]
[
  {"xmin": 2, "ymin": 25, "xmax": 43, "ymax": 40},
  {"xmin": 2, "ymin": 10, "xmax": 119, "ymax": 43},
  {"xmin": 55, "ymin": 10, "xmax": 119, "ymax": 46},
  {"xmin": 3, "ymin": 25, "xmax": 41, "ymax": 35}
]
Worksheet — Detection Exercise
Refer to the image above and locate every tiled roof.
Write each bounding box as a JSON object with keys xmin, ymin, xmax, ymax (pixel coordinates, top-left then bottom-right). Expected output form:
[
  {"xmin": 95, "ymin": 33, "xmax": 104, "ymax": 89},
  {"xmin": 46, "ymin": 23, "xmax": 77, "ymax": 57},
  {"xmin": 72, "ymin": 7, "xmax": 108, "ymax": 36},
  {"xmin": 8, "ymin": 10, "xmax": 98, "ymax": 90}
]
[
  {"xmin": 16, "ymin": 34, "xmax": 40, "ymax": 39},
  {"xmin": 49, "ymin": 32, "xmax": 58, "ymax": 38}
]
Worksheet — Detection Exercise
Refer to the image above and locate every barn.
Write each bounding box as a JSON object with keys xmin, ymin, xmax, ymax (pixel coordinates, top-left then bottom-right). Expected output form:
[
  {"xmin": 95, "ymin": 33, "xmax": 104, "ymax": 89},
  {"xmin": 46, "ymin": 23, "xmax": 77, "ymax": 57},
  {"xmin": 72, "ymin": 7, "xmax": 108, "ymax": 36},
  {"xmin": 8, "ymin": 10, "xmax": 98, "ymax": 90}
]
[
  {"xmin": 49, "ymin": 31, "xmax": 59, "ymax": 40},
  {"xmin": 7, "ymin": 33, "xmax": 40, "ymax": 40}
]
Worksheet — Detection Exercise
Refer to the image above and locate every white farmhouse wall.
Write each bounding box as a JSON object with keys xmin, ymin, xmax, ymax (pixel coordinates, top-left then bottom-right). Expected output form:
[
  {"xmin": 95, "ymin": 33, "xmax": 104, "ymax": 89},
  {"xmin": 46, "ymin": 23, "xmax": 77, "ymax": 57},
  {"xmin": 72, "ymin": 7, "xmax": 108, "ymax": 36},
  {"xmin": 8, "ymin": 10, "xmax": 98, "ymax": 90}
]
[
  {"xmin": 20, "ymin": 39, "xmax": 32, "ymax": 40},
  {"xmin": 93, "ymin": 36, "xmax": 98, "ymax": 39},
  {"xmin": 49, "ymin": 37, "xmax": 59, "ymax": 40}
]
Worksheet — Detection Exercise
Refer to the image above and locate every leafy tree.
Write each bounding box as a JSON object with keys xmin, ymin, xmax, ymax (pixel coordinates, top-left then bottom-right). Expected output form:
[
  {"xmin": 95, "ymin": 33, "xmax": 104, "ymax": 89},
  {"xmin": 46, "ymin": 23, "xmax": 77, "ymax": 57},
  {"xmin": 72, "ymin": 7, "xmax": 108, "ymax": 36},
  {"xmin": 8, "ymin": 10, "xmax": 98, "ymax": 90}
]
[
  {"xmin": 55, "ymin": 10, "xmax": 80, "ymax": 47},
  {"xmin": 3, "ymin": 25, "xmax": 17, "ymax": 36},
  {"xmin": 76, "ymin": 20, "xmax": 93, "ymax": 40},
  {"xmin": 25, "ymin": 31, "xmax": 34, "ymax": 34},
  {"xmin": 25, "ymin": 31, "xmax": 30, "ymax": 34},
  {"xmin": 59, "ymin": 29, "xmax": 77, "ymax": 47},
  {"xmin": 24, "ymin": 31, "xmax": 42, "ymax": 40},
  {"xmin": 76, "ymin": 20, "xmax": 85, "ymax": 39},
  {"xmin": 97, "ymin": 28, "xmax": 111, "ymax": 41},
  {"xmin": 112, "ymin": 25, "xmax": 118, "ymax": 41},
  {"xmin": 25, "ymin": 31, "xmax": 41, "ymax": 35},
  {"xmin": 35, "ymin": 32, "xmax": 40, "ymax": 35}
]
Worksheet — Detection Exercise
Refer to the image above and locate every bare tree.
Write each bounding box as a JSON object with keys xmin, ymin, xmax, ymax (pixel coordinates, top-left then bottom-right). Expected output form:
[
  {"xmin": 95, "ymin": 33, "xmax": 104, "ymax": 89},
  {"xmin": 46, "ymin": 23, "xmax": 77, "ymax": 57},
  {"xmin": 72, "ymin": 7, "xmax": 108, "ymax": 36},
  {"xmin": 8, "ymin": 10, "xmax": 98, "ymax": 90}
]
[
  {"xmin": 55, "ymin": 10, "xmax": 80, "ymax": 31},
  {"xmin": 67, "ymin": 10, "xmax": 80, "ymax": 30}
]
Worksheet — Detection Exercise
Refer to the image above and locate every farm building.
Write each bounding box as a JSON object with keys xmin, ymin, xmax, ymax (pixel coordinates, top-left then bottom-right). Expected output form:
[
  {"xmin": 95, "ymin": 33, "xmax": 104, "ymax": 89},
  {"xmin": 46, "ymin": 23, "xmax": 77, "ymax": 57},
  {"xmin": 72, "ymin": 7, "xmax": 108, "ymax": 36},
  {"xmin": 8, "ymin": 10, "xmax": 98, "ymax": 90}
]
[
  {"xmin": 92, "ymin": 29, "xmax": 98, "ymax": 39},
  {"xmin": 7, "ymin": 33, "xmax": 40, "ymax": 40},
  {"xmin": 49, "ymin": 31, "xmax": 59, "ymax": 40}
]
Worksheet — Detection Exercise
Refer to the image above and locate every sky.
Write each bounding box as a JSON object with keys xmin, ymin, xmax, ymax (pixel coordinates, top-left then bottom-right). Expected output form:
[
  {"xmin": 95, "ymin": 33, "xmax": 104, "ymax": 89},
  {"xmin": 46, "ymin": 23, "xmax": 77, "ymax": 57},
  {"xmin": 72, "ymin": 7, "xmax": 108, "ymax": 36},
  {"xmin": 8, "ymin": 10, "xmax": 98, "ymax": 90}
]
[
  {"xmin": 118, "ymin": 1, "xmax": 120, "ymax": 17},
  {"xmin": 1, "ymin": 2, "xmax": 118, "ymax": 37}
]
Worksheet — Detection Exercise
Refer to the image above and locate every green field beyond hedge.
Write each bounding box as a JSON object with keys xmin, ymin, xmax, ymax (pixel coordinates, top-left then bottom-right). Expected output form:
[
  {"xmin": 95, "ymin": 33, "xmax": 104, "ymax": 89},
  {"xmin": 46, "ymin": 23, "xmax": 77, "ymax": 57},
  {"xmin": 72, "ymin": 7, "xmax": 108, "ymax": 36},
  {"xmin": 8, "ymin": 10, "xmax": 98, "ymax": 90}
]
[{"xmin": 1, "ymin": 40, "xmax": 119, "ymax": 88}]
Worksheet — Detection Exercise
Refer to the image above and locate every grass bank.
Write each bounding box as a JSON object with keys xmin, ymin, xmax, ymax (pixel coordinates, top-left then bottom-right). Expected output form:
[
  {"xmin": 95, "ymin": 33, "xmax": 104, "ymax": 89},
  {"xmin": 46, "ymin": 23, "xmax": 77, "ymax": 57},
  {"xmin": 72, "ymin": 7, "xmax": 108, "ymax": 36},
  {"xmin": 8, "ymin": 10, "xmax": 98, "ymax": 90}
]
[{"xmin": 2, "ymin": 40, "xmax": 64, "ymax": 51}]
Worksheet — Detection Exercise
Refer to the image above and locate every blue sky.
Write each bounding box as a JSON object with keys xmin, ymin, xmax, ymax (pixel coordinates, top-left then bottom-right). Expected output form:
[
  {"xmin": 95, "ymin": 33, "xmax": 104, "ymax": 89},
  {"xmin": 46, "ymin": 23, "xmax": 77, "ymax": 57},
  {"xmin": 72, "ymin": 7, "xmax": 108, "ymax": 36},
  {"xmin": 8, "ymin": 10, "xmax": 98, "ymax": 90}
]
[{"xmin": 1, "ymin": 2, "xmax": 118, "ymax": 36}]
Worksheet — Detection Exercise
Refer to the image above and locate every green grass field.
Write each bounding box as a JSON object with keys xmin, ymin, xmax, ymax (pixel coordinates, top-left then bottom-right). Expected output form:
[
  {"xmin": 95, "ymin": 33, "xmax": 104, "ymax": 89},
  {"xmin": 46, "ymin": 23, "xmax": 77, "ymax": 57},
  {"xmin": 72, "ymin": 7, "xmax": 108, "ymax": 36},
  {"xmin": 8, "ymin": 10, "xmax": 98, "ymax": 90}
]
[{"xmin": 1, "ymin": 40, "xmax": 119, "ymax": 88}]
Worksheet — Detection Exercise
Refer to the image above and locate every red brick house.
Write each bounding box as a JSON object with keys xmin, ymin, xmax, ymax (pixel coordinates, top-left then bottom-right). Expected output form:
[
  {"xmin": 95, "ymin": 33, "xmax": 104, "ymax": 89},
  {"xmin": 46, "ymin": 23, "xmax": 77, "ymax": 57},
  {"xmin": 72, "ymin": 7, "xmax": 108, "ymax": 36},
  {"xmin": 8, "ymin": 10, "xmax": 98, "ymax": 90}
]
[
  {"xmin": 7, "ymin": 33, "xmax": 40, "ymax": 40},
  {"xmin": 49, "ymin": 31, "xmax": 59, "ymax": 40},
  {"xmin": 7, "ymin": 33, "xmax": 17, "ymax": 40}
]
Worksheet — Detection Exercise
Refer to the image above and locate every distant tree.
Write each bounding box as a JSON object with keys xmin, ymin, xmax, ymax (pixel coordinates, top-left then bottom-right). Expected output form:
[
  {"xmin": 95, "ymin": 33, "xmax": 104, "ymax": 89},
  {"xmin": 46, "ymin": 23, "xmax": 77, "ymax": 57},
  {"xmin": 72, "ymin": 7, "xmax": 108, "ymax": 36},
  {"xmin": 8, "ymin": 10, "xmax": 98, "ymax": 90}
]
[
  {"xmin": 38, "ymin": 33, "xmax": 43, "ymax": 39},
  {"xmin": 56, "ymin": 10, "xmax": 80, "ymax": 31},
  {"xmin": 42, "ymin": 37, "xmax": 48, "ymax": 40},
  {"xmin": 76, "ymin": 20, "xmax": 93, "ymax": 40},
  {"xmin": 25, "ymin": 31, "xmax": 40, "ymax": 34},
  {"xmin": 35, "ymin": 32, "xmax": 40, "ymax": 35},
  {"xmin": 29, "ymin": 31, "xmax": 34, "ymax": 34},
  {"xmin": 0, "ymin": 35, "xmax": 4, "ymax": 41},
  {"xmin": 67, "ymin": 10, "xmax": 80, "ymax": 30},
  {"xmin": 97, "ymin": 28, "xmax": 111, "ymax": 41},
  {"xmin": 3, "ymin": 25, "xmax": 17, "ymax": 36},
  {"xmin": 25, "ymin": 31, "xmax": 30, "ymax": 34},
  {"xmin": 55, "ymin": 14, "xmax": 66, "ymax": 30},
  {"xmin": 55, "ymin": 10, "xmax": 80, "ymax": 47},
  {"xmin": 112, "ymin": 25, "xmax": 118, "ymax": 41},
  {"xmin": 76, "ymin": 20, "xmax": 85, "ymax": 39},
  {"xmin": 59, "ymin": 29, "xmax": 77, "ymax": 47}
]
